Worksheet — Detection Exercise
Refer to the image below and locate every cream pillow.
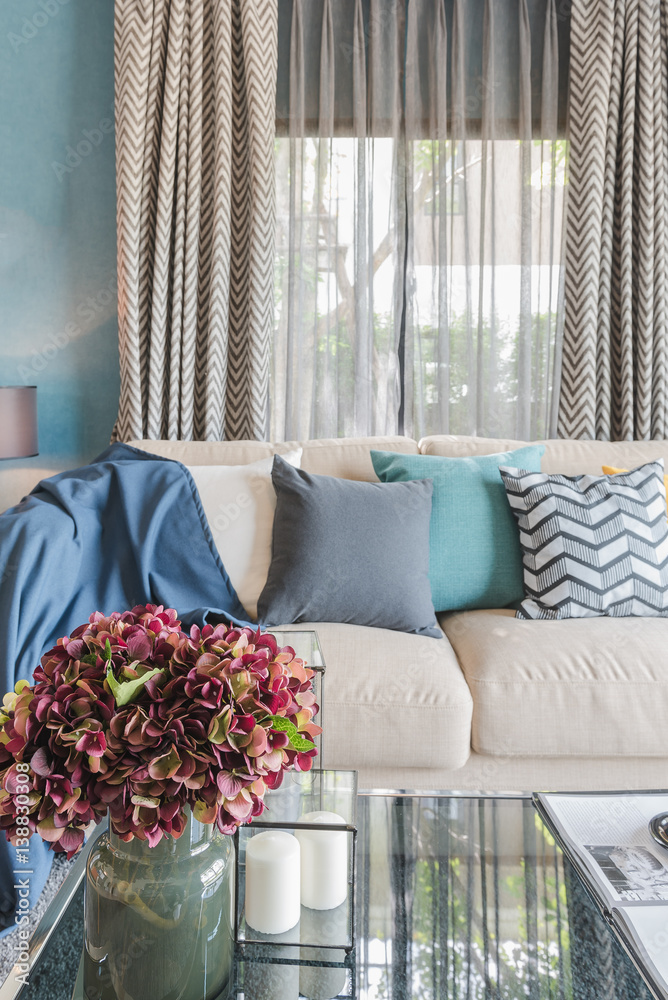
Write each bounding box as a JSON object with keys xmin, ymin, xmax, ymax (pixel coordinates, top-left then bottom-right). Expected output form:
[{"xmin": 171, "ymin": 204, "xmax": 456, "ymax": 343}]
[{"xmin": 187, "ymin": 450, "xmax": 302, "ymax": 619}]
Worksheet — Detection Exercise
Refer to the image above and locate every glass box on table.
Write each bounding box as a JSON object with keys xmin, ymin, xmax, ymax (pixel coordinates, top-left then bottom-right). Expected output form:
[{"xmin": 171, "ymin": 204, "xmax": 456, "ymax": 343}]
[
  {"xmin": 270, "ymin": 630, "xmax": 325, "ymax": 764},
  {"xmin": 234, "ymin": 769, "xmax": 358, "ymax": 964}
]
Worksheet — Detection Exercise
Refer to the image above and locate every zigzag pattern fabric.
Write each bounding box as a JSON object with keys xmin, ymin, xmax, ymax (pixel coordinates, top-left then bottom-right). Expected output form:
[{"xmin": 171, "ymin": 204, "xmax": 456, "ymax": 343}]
[
  {"xmin": 558, "ymin": 0, "xmax": 668, "ymax": 440},
  {"xmin": 113, "ymin": 0, "xmax": 277, "ymax": 443},
  {"xmin": 499, "ymin": 462, "xmax": 668, "ymax": 620}
]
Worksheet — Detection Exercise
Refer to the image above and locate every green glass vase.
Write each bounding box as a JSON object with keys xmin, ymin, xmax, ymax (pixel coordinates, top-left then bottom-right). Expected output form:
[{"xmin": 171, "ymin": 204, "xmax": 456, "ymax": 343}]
[{"xmin": 83, "ymin": 812, "xmax": 235, "ymax": 1000}]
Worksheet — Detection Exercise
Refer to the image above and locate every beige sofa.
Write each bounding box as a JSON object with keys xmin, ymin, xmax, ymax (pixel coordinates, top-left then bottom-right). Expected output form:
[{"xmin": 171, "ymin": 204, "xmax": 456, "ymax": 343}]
[{"xmin": 131, "ymin": 435, "xmax": 668, "ymax": 795}]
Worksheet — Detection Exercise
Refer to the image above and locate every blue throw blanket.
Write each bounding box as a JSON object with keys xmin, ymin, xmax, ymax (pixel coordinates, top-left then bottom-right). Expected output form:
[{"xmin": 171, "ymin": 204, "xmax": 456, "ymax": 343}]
[{"xmin": 0, "ymin": 443, "xmax": 249, "ymax": 933}]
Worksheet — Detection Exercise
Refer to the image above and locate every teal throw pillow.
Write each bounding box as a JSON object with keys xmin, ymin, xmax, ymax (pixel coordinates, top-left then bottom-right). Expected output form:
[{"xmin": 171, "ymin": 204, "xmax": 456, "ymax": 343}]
[{"xmin": 371, "ymin": 446, "xmax": 545, "ymax": 612}]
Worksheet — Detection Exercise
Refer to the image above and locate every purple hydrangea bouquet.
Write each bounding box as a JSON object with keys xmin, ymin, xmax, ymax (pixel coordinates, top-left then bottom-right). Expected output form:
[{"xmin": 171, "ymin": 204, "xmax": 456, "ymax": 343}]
[{"xmin": 0, "ymin": 605, "xmax": 321, "ymax": 857}]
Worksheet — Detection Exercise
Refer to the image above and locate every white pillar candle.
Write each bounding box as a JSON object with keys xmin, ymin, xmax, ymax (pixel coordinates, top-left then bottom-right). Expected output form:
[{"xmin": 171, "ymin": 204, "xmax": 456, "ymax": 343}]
[
  {"xmin": 245, "ymin": 830, "xmax": 301, "ymax": 934},
  {"xmin": 295, "ymin": 811, "xmax": 348, "ymax": 911}
]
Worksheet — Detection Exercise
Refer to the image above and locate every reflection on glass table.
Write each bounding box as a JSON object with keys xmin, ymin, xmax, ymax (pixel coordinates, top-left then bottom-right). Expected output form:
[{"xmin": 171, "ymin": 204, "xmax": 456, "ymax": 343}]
[
  {"xmin": 0, "ymin": 794, "xmax": 655, "ymax": 1000},
  {"xmin": 353, "ymin": 794, "xmax": 653, "ymax": 1000}
]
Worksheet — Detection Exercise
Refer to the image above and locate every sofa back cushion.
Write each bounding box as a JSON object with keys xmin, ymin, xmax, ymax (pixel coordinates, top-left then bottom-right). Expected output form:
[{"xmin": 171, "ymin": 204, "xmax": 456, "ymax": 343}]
[
  {"xmin": 420, "ymin": 435, "xmax": 668, "ymax": 476},
  {"xmin": 131, "ymin": 434, "xmax": 668, "ymax": 478},
  {"xmin": 129, "ymin": 436, "xmax": 418, "ymax": 481},
  {"xmin": 300, "ymin": 436, "xmax": 418, "ymax": 480},
  {"xmin": 129, "ymin": 440, "xmax": 278, "ymax": 465}
]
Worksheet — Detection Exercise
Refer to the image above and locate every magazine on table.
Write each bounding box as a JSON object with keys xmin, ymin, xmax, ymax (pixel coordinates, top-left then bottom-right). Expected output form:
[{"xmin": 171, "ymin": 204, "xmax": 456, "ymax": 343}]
[{"xmin": 534, "ymin": 791, "xmax": 668, "ymax": 1000}]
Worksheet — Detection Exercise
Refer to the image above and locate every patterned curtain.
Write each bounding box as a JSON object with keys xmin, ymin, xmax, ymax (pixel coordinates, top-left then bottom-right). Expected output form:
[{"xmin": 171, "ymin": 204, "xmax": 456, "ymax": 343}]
[
  {"xmin": 114, "ymin": 0, "xmax": 277, "ymax": 443},
  {"xmin": 558, "ymin": 0, "xmax": 668, "ymax": 441}
]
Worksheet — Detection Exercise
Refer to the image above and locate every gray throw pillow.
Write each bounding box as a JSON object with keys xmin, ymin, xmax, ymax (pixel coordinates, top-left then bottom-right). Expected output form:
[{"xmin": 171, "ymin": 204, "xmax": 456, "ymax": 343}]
[{"xmin": 257, "ymin": 456, "xmax": 440, "ymax": 637}]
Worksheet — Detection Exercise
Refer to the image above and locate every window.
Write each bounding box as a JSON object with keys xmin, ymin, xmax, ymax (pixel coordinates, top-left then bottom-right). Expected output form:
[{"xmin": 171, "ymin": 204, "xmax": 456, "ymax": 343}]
[{"xmin": 272, "ymin": 0, "xmax": 570, "ymax": 441}]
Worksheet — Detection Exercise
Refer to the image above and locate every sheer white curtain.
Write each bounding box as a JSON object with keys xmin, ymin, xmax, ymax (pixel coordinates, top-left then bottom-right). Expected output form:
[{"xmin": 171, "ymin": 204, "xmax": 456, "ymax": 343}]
[{"xmin": 272, "ymin": 0, "xmax": 569, "ymax": 442}]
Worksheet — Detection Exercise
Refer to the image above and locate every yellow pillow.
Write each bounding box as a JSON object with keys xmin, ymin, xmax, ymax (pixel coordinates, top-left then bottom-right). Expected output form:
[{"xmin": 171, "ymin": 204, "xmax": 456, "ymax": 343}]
[{"xmin": 602, "ymin": 465, "xmax": 668, "ymax": 513}]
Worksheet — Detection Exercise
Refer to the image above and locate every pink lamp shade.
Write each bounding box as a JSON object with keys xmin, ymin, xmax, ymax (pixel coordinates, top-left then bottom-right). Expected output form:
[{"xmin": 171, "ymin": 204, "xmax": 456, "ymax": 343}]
[{"xmin": 0, "ymin": 386, "xmax": 38, "ymax": 459}]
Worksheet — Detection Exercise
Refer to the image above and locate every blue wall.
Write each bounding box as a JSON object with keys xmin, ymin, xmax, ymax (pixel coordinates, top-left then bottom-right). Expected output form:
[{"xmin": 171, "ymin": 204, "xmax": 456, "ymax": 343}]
[{"xmin": 0, "ymin": 0, "xmax": 118, "ymax": 497}]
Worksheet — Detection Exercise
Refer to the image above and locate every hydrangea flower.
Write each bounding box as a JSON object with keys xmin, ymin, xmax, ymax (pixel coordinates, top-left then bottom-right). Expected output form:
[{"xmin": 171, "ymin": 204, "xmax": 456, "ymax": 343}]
[{"xmin": 0, "ymin": 606, "xmax": 320, "ymax": 855}]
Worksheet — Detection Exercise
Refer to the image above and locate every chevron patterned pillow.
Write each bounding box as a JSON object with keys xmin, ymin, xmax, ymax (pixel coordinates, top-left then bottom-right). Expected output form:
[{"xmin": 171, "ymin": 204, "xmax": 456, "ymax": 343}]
[{"xmin": 499, "ymin": 461, "xmax": 668, "ymax": 620}]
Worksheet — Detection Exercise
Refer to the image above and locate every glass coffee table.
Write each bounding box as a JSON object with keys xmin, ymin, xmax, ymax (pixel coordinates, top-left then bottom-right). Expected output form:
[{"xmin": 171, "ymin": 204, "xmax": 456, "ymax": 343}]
[{"xmin": 0, "ymin": 791, "xmax": 654, "ymax": 1000}]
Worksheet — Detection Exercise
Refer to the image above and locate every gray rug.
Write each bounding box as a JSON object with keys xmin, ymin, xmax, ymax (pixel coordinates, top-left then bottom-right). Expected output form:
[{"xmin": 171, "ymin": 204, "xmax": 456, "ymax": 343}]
[{"xmin": 0, "ymin": 855, "xmax": 75, "ymax": 984}]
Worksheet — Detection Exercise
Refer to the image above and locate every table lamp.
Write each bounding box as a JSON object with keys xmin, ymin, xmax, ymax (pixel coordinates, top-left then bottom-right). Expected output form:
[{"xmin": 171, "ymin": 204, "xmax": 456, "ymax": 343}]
[{"xmin": 0, "ymin": 386, "xmax": 38, "ymax": 459}]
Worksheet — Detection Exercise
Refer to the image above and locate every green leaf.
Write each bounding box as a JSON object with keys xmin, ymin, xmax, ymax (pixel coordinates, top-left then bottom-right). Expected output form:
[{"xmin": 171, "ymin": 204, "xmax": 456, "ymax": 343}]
[
  {"xmin": 105, "ymin": 664, "xmax": 163, "ymax": 707},
  {"xmin": 270, "ymin": 715, "xmax": 297, "ymax": 736},
  {"xmin": 270, "ymin": 715, "xmax": 315, "ymax": 753},
  {"xmin": 80, "ymin": 653, "xmax": 98, "ymax": 667},
  {"xmin": 104, "ymin": 639, "xmax": 113, "ymax": 661},
  {"xmin": 290, "ymin": 735, "xmax": 316, "ymax": 752}
]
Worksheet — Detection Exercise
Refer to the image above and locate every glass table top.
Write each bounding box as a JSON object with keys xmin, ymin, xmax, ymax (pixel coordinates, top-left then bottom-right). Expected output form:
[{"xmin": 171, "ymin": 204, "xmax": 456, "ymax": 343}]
[{"xmin": 0, "ymin": 792, "xmax": 654, "ymax": 1000}]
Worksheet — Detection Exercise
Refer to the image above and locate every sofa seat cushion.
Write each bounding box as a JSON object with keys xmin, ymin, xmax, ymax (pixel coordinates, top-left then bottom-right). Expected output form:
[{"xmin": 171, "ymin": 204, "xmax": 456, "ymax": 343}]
[
  {"xmin": 274, "ymin": 622, "xmax": 473, "ymax": 770},
  {"xmin": 439, "ymin": 609, "xmax": 668, "ymax": 757}
]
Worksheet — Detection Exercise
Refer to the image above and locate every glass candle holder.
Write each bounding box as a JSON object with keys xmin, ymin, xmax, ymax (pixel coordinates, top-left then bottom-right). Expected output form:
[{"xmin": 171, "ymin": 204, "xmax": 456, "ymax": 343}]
[
  {"xmin": 234, "ymin": 950, "xmax": 355, "ymax": 1000},
  {"xmin": 234, "ymin": 769, "xmax": 358, "ymax": 963},
  {"xmin": 270, "ymin": 629, "xmax": 326, "ymax": 764}
]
